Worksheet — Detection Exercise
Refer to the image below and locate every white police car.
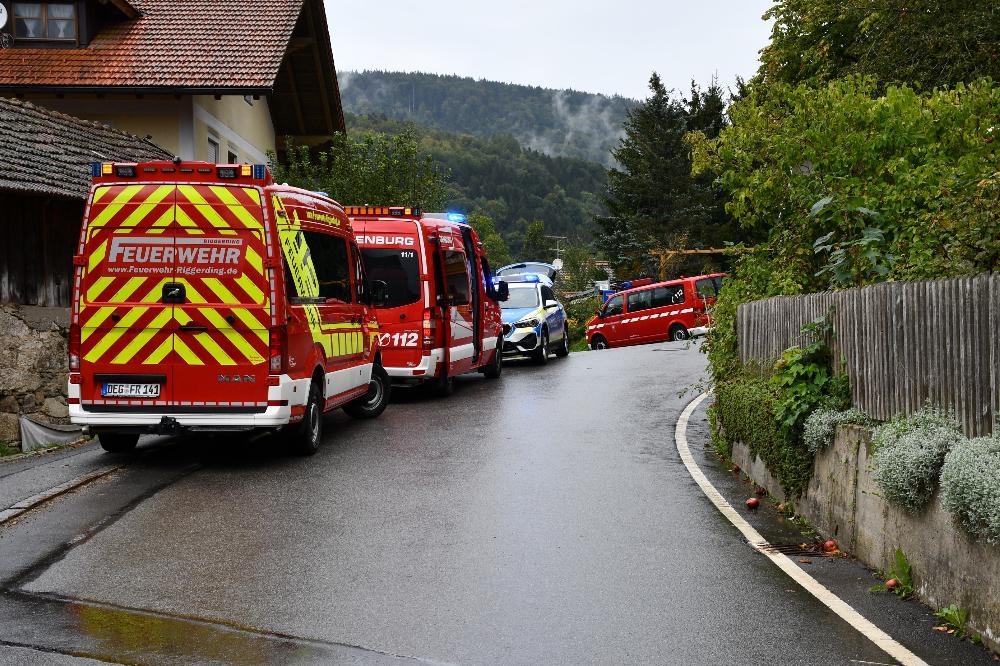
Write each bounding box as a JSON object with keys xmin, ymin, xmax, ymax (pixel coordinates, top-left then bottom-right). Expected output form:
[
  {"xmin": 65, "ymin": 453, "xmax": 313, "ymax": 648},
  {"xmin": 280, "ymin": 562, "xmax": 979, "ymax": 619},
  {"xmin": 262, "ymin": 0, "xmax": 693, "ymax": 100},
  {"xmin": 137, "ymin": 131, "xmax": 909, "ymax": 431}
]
[{"xmin": 499, "ymin": 274, "xmax": 569, "ymax": 364}]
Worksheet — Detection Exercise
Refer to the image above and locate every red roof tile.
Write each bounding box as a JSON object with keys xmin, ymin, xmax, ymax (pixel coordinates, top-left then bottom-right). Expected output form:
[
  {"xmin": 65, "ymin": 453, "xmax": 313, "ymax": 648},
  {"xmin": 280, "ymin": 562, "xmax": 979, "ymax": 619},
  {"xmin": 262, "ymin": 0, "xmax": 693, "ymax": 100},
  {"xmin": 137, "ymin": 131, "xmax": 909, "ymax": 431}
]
[{"xmin": 0, "ymin": 0, "xmax": 305, "ymax": 91}]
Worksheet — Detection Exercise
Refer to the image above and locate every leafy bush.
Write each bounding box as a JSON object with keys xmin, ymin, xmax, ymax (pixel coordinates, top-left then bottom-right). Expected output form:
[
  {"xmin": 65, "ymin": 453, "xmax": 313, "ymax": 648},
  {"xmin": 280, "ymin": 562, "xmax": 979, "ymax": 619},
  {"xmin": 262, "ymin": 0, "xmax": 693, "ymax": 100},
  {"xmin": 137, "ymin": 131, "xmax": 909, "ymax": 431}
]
[
  {"xmin": 940, "ymin": 436, "xmax": 1000, "ymax": 545},
  {"xmin": 871, "ymin": 408, "xmax": 963, "ymax": 512},
  {"xmin": 770, "ymin": 339, "xmax": 833, "ymax": 438},
  {"xmin": 803, "ymin": 407, "xmax": 871, "ymax": 454},
  {"xmin": 715, "ymin": 374, "xmax": 814, "ymax": 497}
]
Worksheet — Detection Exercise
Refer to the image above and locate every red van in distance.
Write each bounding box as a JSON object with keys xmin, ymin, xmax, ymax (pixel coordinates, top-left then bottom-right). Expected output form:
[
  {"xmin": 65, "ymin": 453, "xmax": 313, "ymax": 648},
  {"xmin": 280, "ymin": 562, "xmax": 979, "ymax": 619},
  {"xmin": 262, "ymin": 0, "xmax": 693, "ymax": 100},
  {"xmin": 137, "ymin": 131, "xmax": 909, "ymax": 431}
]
[
  {"xmin": 586, "ymin": 273, "xmax": 725, "ymax": 349},
  {"xmin": 348, "ymin": 207, "xmax": 508, "ymax": 395}
]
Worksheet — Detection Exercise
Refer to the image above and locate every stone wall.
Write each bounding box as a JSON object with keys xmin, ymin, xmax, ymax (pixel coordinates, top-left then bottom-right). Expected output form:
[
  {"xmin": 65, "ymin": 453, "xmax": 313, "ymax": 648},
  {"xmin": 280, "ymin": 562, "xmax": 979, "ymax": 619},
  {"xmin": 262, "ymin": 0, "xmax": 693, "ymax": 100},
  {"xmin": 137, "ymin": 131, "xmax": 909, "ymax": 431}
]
[
  {"xmin": 0, "ymin": 305, "xmax": 71, "ymax": 449},
  {"xmin": 732, "ymin": 426, "xmax": 1000, "ymax": 654}
]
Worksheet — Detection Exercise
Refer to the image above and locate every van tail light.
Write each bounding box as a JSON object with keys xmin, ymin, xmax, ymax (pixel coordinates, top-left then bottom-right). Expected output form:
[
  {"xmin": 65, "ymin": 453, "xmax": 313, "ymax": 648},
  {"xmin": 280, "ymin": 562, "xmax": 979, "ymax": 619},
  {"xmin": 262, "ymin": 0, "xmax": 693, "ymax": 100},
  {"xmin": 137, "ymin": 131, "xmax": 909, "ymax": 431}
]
[
  {"xmin": 269, "ymin": 325, "xmax": 287, "ymax": 374},
  {"xmin": 422, "ymin": 309, "xmax": 437, "ymax": 349},
  {"xmin": 69, "ymin": 323, "xmax": 81, "ymax": 371}
]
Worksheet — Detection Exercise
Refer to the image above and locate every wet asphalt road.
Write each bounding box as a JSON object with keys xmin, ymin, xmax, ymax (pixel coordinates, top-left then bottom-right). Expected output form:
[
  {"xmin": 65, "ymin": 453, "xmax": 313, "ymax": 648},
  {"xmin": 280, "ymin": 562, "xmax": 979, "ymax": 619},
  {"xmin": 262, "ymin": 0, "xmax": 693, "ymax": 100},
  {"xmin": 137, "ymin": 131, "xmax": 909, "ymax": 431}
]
[{"xmin": 0, "ymin": 344, "xmax": 993, "ymax": 664}]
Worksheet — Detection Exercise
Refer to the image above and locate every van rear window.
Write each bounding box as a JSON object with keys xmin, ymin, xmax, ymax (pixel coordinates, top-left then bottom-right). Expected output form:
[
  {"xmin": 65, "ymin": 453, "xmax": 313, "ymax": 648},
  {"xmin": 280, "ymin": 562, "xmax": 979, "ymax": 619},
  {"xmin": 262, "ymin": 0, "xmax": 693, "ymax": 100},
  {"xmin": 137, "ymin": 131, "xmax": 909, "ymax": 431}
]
[{"xmin": 361, "ymin": 249, "xmax": 420, "ymax": 308}]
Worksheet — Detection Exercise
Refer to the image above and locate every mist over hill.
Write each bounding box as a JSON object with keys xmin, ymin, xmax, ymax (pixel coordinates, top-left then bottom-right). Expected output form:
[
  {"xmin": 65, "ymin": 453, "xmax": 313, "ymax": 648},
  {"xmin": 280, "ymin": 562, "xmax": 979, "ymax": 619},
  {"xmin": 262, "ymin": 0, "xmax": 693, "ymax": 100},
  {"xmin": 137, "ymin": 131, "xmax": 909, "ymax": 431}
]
[
  {"xmin": 340, "ymin": 71, "xmax": 635, "ymax": 166},
  {"xmin": 346, "ymin": 113, "xmax": 608, "ymax": 251}
]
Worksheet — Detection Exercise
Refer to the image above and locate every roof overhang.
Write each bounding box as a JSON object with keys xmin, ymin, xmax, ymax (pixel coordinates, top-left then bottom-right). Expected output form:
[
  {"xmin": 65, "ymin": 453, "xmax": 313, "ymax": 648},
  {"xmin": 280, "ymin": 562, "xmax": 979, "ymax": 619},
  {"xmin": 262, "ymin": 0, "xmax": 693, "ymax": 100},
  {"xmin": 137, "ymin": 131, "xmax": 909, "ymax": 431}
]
[
  {"xmin": 269, "ymin": 0, "xmax": 345, "ymax": 147},
  {"xmin": 107, "ymin": 0, "xmax": 141, "ymax": 19}
]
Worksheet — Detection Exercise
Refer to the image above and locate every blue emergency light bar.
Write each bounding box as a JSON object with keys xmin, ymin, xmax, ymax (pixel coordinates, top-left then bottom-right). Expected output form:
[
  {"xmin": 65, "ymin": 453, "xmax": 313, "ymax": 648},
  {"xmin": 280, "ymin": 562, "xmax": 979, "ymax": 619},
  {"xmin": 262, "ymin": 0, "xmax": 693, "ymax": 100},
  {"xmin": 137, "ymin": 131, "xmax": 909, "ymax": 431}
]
[{"xmin": 446, "ymin": 213, "xmax": 467, "ymax": 223}]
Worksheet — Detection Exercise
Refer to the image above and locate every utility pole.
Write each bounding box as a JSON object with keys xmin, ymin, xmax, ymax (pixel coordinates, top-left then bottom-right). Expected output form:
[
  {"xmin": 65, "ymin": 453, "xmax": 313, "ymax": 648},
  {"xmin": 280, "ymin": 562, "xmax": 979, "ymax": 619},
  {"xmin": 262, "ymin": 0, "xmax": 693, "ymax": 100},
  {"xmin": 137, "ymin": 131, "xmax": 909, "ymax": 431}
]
[{"xmin": 545, "ymin": 235, "xmax": 568, "ymax": 260}]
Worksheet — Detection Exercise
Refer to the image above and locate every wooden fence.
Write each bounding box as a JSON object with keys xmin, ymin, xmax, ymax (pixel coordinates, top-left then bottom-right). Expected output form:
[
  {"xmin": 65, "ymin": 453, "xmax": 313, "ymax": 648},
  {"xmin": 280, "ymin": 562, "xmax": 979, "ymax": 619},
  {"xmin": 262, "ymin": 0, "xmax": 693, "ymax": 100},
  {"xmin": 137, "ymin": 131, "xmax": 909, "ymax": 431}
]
[{"xmin": 737, "ymin": 273, "xmax": 1000, "ymax": 437}]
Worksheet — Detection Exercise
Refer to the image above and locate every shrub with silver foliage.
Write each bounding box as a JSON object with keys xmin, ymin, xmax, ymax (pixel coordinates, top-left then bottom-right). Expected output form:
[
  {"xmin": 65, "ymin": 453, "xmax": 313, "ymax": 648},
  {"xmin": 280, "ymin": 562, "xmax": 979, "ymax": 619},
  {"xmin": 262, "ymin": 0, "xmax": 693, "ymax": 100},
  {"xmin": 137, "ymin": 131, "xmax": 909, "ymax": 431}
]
[
  {"xmin": 803, "ymin": 407, "xmax": 871, "ymax": 454},
  {"xmin": 871, "ymin": 408, "xmax": 963, "ymax": 512},
  {"xmin": 940, "ymin": 437, "xmax": 1000, "ymax": 545}
]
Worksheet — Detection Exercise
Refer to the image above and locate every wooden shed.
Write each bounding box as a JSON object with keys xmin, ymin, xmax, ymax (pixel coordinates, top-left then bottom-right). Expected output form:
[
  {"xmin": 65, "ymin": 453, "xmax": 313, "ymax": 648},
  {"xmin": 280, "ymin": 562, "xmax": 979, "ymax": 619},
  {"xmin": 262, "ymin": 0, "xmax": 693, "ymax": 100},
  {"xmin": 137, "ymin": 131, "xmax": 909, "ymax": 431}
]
[{"xmin": 0, "ymin": 98, "xmax": 171, "ymax": 306}]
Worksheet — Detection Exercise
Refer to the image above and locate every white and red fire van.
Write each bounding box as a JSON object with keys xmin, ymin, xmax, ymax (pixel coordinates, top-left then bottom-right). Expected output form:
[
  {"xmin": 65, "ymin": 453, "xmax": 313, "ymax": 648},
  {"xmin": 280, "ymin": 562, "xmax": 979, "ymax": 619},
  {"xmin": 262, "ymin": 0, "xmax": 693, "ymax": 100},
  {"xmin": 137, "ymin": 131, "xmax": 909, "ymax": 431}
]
[
  {"xmin": 586, "ymin": 273, "xmax": 725, "ymax": 349},
  {"xmin": 69, "ymin": 161, "xmax": 390, "ymax": 455},
  {"xmin": 347, "ymin": 208, "xmax": 508, "ymax": 395}
]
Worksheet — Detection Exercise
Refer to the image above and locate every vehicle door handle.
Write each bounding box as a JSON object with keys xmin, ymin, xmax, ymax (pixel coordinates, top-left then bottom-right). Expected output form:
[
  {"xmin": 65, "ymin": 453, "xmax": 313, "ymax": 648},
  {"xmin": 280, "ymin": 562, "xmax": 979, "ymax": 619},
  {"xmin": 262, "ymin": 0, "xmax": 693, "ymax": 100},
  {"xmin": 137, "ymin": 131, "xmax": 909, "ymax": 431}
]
[{"xmin": 179, "ymin": 324, "xmax": 208, "ymax": 332}]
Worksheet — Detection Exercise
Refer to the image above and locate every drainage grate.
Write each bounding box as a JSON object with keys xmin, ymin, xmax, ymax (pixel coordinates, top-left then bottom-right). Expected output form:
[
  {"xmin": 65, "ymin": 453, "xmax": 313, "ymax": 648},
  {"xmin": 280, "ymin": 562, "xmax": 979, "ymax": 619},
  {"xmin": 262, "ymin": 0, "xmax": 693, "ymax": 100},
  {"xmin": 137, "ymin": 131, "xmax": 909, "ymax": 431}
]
[{"xmin": 750, "ymin": 540, "xmax": 834, "ymax": 557}]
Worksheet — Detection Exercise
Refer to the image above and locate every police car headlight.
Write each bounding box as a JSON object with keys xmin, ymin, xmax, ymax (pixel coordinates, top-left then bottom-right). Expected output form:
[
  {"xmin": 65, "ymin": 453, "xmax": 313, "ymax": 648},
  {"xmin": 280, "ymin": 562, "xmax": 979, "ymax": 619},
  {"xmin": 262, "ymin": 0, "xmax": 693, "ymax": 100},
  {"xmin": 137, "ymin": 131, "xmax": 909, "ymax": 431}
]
[{"xmin": 515, "ymin": 318, "xmax": 539, "ymax": 329}]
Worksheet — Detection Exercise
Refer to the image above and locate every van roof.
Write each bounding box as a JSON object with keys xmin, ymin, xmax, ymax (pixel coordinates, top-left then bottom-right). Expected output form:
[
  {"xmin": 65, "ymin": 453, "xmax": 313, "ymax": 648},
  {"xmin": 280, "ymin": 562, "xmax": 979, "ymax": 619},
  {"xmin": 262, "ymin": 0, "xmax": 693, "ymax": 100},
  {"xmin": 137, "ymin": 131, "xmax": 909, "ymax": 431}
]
[{"xmin": 612, "ymin": 272, "xmax": 726, "ymax": 297}]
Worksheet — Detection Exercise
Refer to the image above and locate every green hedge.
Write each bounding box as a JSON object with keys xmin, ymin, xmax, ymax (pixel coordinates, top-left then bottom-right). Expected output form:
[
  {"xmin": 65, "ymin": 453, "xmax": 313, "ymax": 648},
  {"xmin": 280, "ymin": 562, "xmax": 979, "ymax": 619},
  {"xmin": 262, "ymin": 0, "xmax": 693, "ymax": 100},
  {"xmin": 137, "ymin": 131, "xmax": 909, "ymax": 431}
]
[{"xmin": 714, "ymin": 374, "xmax": 814, "ymax": 498}]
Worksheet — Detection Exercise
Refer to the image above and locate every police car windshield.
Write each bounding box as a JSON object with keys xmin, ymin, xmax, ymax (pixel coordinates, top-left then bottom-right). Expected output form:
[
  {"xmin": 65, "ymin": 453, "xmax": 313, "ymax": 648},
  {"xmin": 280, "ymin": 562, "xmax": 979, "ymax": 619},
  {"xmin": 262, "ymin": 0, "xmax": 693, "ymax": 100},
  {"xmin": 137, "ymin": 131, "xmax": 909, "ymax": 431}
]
[
  {"xmin": 501, "ymin": 286, "xmax": 539, "ymax": 309},
  {"xmin": 361, "ymin": 249, "xmax": 420, "ymax": 308}
]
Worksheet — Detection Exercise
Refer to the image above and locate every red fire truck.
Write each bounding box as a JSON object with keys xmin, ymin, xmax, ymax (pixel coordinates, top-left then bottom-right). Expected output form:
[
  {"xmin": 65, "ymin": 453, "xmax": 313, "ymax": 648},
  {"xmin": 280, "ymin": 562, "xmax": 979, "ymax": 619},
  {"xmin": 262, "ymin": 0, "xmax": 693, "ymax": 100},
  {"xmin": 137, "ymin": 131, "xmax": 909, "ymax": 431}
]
[
  {"xmin": 68, "ymin": 161, "xmax": 390, "ymax": 455},
  {"xmin": 347, "ymin": 208, "xmax": 508, "ymax": 395}
]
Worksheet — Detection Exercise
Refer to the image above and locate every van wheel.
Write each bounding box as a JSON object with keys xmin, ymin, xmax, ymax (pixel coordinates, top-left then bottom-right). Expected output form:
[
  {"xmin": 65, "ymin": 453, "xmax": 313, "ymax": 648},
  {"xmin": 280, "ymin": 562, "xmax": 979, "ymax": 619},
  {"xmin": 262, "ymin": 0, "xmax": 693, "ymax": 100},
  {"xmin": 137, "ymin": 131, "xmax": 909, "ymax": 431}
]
[
  {"xmin": 432, "ymin": 373, "xmax": 455, "ymax": 397},
  {"xmin": 289, "ymin": 380, "xmax": 323, "ymax": 456},
  {"xmin": 345, "ymin": 364, "xmax": 391, "ymax": 419},
  {"xmin": 555, "ymin": 329, "xmax": 570, "ymax": 358},
  {"xmin": 669, "ymin": 324, "xmax": 690, "ymax": 341},
  {"xmin": 98, "ymin": 433, "xmax": 139, "ymax": 453},
  {"xmin": 533, "ymin": 329, "xmax": 549, "ymax": 365},
  {"xmin": 591, "ymin": 335, "xmax": 609, "ymax": 350},
  {"xmin": 482, "ymin": 344, "xmax": 502, "ymax": 379}
]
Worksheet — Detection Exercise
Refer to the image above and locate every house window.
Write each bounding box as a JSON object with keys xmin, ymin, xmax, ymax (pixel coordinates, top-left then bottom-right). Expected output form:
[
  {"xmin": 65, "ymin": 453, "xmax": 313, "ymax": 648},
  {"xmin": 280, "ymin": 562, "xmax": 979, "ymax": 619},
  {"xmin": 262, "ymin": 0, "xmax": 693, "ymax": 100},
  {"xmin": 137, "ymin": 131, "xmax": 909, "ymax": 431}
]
[
  {"xmin": 227, "ymin": 149, "xmax": 238, "ymax": 164},
  {"xmin": 207, "ymin": 136, "xmax": 220, "ymax": 163},
  {"xmin": 14, "ymin": 3, "xmax": 77, "ymax": 41}
]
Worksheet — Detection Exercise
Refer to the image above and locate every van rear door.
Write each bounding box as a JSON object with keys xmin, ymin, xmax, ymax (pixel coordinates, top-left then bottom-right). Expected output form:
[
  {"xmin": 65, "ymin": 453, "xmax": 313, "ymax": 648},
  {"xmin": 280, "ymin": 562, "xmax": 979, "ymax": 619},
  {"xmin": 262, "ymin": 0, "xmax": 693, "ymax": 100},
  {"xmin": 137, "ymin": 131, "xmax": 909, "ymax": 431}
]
[
  {"xmin": 79, "ymin": 183, "xmax": 178, "ymax": 408},
  {"xmin": 167, "ymin": 184, "xmax": 271, "ymax": 409}
]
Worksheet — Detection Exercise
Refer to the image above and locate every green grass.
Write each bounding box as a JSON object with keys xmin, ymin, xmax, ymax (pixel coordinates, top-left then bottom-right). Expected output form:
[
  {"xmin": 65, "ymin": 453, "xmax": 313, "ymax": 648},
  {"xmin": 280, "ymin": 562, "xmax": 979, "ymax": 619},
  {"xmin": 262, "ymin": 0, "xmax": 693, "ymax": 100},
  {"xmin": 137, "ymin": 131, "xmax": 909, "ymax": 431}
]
[{"xmin": 0, "ymin": 441, "xmax": 17, "ymax": 458}]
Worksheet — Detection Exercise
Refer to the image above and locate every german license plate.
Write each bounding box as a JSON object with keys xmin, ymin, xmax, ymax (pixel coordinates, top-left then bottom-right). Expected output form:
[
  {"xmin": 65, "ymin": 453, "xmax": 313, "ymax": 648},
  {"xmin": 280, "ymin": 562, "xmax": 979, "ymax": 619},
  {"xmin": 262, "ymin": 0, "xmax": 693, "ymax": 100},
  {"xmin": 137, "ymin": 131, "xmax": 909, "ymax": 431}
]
[{"xmin": 102, "ymin": 383, "xmax": 161, "ymax": 398}]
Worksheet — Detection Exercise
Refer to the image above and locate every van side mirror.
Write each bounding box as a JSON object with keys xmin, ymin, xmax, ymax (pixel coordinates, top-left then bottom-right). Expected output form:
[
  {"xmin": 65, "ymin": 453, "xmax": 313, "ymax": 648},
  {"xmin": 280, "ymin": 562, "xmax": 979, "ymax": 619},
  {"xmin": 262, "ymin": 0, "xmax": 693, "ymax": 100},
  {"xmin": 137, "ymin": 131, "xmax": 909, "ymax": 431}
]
[
  {"xmin": 370, "ymin": 280, "xmax": 389, "ymax": 308},
  {"xmin": 544, "ymin": 299, "xmax": 559, "ymax": 309},
  {"xmin": 496, "ymin": 280, "xmax": 510, "ymax": 302},
  {"xmin": 596, "ymin": 309, "xmax": 604, "ymax": 318}
]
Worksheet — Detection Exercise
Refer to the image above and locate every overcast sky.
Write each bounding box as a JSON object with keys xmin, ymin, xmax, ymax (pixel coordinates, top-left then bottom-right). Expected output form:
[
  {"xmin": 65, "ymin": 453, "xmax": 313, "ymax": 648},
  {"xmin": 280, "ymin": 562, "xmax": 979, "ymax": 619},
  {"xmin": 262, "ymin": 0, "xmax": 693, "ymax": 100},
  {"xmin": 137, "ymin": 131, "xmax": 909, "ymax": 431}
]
[{"xmin": 326, "ymin": 0, "xmax": 775, "ymax": 100}]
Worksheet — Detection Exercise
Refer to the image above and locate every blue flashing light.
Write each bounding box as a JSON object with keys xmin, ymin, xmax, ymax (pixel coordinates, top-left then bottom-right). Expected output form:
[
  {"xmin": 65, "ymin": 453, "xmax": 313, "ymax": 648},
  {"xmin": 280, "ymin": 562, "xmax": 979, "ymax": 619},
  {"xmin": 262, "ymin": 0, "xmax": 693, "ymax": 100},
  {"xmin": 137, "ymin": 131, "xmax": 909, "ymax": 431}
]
[
  {"xmin": 253, "ymin": 164, "xmax": 267, "ymax": 180},
  {"xmin": 446, "ymin": 212, "xmax": 467, "ymax": 223},
  {"xmin": 90, "ymin": 163, "xmax": 102, "ymax": 178},
  {"xmin": 521, "ymin": 274, "xmax": 540, "ymax": 283}
]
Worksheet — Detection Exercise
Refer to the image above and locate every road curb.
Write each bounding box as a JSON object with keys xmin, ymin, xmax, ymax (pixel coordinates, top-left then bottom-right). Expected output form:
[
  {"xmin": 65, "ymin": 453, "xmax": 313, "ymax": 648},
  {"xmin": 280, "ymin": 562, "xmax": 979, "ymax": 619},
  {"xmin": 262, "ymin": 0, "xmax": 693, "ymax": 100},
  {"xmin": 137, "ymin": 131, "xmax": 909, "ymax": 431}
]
[
  {"xmin": 675, "ymin": 392, "xmax": 928, "ymax": 666},
  {"xmin": 0, "ymin": 465, "xmax": 121, "ymax": 527}
]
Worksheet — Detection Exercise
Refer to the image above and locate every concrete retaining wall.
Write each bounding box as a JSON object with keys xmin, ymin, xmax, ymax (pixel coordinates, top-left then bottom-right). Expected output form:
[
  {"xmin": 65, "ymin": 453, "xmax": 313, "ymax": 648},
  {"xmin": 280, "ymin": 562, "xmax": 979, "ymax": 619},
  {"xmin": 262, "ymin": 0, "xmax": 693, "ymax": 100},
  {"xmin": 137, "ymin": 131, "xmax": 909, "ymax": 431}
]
[
  {"xmin": 732, "ymin": 425, "xmax": 1000, "ymax": 653},
  {"xmin": 0, "ymin": 305, "xmax": 71, "ymax": 450}
]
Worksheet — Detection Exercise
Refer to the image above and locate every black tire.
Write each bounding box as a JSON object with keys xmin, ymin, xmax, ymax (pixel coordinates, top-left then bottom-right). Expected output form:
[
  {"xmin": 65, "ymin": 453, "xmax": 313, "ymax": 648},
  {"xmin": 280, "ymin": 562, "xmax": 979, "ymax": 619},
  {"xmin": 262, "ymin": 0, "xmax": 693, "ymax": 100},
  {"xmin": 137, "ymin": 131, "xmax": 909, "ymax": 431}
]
[
  {"xmin": 669, "ymin": 324, "xmax": 690, "ymax": 341},
  {"xmin": 591, "ymin": 335, "xmax": 609, "ymax": 350},
  {"xmin": 289, "ymin": 379, "xmax": 323, "ymax": 456},
  {"xmin": 344, "ymin": 364, "xmax": 391, "ymax": 419},
  {"xmin": 98, "ymin": 432, "xmax": 139, "ymax": 453},
  {"xmin": 482, "ymin": 342, "xmax": 503, "ymax": 379},
  {"xmin": 533, "ymin": 329, "xmax": 550, "ymax": 365},
  {"xmin": 555, "ymin": 328, "xmax": 570, "ymax": 358}
]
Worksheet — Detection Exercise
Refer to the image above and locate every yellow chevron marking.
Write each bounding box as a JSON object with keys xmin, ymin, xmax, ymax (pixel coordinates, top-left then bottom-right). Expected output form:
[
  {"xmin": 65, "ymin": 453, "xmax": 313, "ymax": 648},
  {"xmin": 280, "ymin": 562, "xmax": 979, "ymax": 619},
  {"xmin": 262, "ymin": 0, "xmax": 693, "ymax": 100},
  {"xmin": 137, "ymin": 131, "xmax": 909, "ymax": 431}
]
[
  {"xmin": 143, "ymin": 335, "xmax": 174, "ymax": 365},
  {"xmin": 232, "ymin": 308, "xmax": 269, "ymax": 342},
  {"xmin": 83, "ymin": 306, "xmax": 148, "ymax": 362},
  {"xmin": 81, "ymin": 279, "xmax": 167, "ymax": 341},
  {"xmin": 173, "ymin": 206, "xmax": 205, "ymax": 235},
  {"xmin": 89, "ymin": 185, "xmax": 144, "ymax": 228},
  {"xmin": 178, "ymin": 186, "xmax": 243, "ymax": 234},
  {"xmin": 192, "ymin": 332, "xmax": 236, "ymax": 366},
  {"xmin": 91, "ymin": 187, "xmax": 112, "ymax": 204},
  {"xmin": 245, "ymin": 246, "xmax": 264, "ymax": 276},
  {"xmin": 106, "ymin": 277, "xmax": 147, "ymax": 304},
  {"xmin": 81, "ymin": 307, "xmax": 115, "ymax": 343},
  {"xmin": 86, "ymin": 277, "xmax": 115, "ymax": 303},
  {"xmin": 201, "ymin": 277, "xmax": 237, "ymax": 304},
  {"xmin": 119, "ymin": 185, "xmax": 173, "ymax": 228},
  {"xmin": 197, "ymin": 309, "xmax": 266, "ymax": 364},
  {"xmin": 234, "ymin": 274, "xmax": 265, "ymax": 304},
  {"xmin": 146, "ymin": 207, "xmax": 176, "ymax": 235},
  {"xmin": 88, "ymin": 241, "xmax": 107, "ymax": 273},
  {"xmin": 110, "ymin": 308, "xmax": 174, "ymax": 365},
  {"xmin": 242, "ymin": 188, "xmax": 262, "ymax": 205},
  {"xmin": 173, "ymin": 336, "xmax": 203, "ymax": 365},
  {"xmin": 209, "ymin": 186, "xmax": 264, "ymax": 229},
  {"xmin": 174, "ymin": 308, "xmax": 194, "ymax": 325}
]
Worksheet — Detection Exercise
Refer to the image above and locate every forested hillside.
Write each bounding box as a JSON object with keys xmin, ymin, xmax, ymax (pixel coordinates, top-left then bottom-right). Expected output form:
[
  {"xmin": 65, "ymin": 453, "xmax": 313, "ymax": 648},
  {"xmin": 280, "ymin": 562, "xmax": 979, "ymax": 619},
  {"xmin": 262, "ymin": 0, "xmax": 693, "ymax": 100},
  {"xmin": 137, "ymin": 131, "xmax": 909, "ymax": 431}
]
[
  {"xmin": 347, "ymin": 113, "xmax": 608, "ymax": 254},
  {"xmin": 340, "ymin": 71, "xmax": 634, "ymax": 166}
]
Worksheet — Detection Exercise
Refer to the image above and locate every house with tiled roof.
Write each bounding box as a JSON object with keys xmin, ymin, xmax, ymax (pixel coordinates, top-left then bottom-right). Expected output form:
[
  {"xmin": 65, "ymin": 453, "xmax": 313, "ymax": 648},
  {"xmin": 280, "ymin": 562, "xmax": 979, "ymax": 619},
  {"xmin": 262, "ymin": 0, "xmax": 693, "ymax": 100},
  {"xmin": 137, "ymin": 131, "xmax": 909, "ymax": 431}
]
[
  {"xmin": 0, "ymin": 0, "xmax": 345, "ymax": 163},
  {"xmin": 0, "ymin": 97, "xmax": 171, "ymax": 306}
]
